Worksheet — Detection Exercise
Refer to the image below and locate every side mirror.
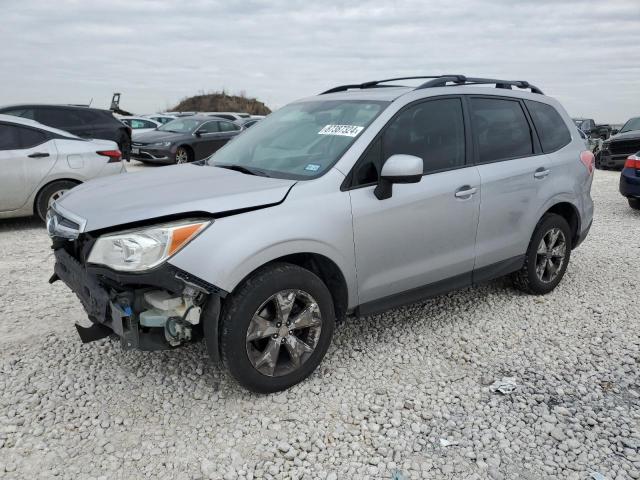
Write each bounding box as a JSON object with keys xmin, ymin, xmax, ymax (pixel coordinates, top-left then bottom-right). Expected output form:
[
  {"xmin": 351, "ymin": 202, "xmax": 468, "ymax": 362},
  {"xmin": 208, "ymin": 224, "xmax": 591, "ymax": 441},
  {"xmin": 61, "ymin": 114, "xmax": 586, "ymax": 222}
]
[
  {"xmin": 194, "ymin": 131, "xmax": 202, "ymax": 137},
  {"xmin": 374, "ymin": 154, "xmax": 423, "ymax": 200},
  {"xmin": 611, "ymin": 129, "xmax": 619, "ymax": 135}
]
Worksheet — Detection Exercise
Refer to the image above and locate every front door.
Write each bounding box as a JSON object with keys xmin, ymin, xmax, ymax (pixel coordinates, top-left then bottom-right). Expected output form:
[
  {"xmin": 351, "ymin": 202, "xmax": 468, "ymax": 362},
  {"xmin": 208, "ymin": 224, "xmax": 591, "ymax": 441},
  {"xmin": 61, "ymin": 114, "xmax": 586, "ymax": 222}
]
[{"xmin": 347, "ymin": 97, "xmax": 481, "ymax": 311}]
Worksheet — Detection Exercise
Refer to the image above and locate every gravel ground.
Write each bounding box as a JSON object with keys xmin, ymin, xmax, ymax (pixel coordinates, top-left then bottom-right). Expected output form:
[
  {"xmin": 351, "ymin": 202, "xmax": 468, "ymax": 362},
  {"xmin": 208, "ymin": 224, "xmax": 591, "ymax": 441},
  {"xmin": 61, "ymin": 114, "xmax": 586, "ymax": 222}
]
[{"xmin": 0, "ymin": 168, "xmax": 638, "ymax": 480}]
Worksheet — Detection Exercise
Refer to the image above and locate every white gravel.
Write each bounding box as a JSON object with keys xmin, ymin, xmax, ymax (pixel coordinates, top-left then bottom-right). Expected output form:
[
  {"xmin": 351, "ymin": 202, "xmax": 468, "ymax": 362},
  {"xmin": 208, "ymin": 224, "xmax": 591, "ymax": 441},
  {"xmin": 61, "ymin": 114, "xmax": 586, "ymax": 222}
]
[{"xmin": 0, "ymin": 168, "xmax": 639, "ymax": 480}]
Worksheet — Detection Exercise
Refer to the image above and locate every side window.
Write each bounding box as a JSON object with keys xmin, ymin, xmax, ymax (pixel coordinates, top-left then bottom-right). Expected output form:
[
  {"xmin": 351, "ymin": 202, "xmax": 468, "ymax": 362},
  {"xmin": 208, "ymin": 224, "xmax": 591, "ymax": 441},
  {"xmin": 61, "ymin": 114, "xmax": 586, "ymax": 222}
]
[
  {"xmin": 37, "ymin": 108, "xmax": 80, "ymax": 129},
  {"xmin": 0, "ymin": 124, "xmax": 47, "ymax": 150},
  {"xmin": 470, "ymin": 98, "xmax": 533, "ymax": 164},
  {"xmin": 525, "ymin": 100, "xmax": 571, "ymax": 153},
  {"xmin": 219, "ymin": 121, "xmax": 239, "ymax": 132},
  {"xmin": 1, "ymin": 108, "xmax": 35, "ymax": 120},
  {"xmin": 198, "ymin": 121, "xmax": 219, "ymax": 134},
  {"xmin": 351, "ymin": 98, "xmax": 466, "ymax": 186},
  {"xmin": 0, "ymin": 124, "xmax": 22, "ymax": 149}
]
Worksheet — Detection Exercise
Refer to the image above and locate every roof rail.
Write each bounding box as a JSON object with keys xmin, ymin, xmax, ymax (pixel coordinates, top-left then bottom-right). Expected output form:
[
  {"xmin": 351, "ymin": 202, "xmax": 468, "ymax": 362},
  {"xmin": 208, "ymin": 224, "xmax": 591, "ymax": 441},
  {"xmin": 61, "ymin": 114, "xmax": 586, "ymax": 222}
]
[
  {"xmin": 415, "ymin": 75, "xmax": 544, "ymax": 94},
  {"xmin": 321, "ymin": 75, "xmax": 543, "ymax": 95},
  {"xmin": 321, "ymin": 76, "xmax": 443, "ymax": 95}
]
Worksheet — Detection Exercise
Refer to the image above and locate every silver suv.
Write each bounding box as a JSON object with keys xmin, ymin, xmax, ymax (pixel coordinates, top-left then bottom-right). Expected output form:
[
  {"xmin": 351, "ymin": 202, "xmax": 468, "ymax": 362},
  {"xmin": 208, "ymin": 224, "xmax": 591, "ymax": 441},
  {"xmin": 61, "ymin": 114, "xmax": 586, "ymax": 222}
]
[{"xmin": 48, "ymin": 75, "xmax": 594, "ymax": 393}]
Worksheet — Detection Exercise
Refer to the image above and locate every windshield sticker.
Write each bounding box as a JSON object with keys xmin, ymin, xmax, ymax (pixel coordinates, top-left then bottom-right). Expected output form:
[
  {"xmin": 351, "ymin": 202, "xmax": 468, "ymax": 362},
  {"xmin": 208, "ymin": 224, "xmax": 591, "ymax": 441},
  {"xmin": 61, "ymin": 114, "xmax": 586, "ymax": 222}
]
[
  {"xmin": 318, "ymin": 124, "xmax": 364, "ymax": 137},
  {"xmin": 304, "ymin": 163, "xmax": 321, "ymax": 172}
]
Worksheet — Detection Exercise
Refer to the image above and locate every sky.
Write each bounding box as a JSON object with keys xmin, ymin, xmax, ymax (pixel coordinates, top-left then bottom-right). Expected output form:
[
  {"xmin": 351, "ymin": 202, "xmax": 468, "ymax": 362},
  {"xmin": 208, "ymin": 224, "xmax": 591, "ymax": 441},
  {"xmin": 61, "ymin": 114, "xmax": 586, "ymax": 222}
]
[{"xmin": 2, "ymin": 0, "xmax": 639, "ymax": 123}]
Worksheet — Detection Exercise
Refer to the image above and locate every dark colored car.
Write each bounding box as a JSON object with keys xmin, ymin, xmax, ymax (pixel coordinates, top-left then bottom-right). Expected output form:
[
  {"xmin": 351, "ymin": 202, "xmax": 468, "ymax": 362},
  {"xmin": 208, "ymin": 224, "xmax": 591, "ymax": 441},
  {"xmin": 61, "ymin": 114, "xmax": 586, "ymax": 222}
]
[
  {"xmin": 235, "ymin": 118, "xmax": 261, "ymax": 129},
  {"xmin": 131, "ymin": 115, "xmax": 242, "ymax": 164},
  {"xmin": 620, "ymin": 151, "xmax": 640, "ymax": 210},
  {"xmin": 599, "ymin": 117, "xmax": 640, "ymax": 169},
  {"xmin": 0, "ymin": 104, "xmax": 132, "ymax": 160}
]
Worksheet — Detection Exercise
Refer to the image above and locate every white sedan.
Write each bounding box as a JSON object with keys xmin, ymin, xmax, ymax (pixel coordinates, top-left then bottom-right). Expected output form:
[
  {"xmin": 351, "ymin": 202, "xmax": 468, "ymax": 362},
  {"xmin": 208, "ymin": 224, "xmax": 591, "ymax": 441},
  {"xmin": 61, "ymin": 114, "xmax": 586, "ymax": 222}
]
[{"xmin": 0, "ymin": 114, "xmax": 125, "ymax": 221}]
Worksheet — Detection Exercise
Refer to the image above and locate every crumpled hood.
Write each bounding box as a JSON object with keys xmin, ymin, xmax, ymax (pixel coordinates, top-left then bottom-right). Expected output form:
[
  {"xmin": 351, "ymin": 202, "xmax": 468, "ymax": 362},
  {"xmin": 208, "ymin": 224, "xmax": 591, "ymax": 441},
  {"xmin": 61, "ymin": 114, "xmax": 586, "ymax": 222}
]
[
  {"xmin": 132, "ymin": 130, "xmax": 186, "ymax": 144},
  {"xmin": 56, "ymin": 164, "xmax": 296, "ymax": 232}
]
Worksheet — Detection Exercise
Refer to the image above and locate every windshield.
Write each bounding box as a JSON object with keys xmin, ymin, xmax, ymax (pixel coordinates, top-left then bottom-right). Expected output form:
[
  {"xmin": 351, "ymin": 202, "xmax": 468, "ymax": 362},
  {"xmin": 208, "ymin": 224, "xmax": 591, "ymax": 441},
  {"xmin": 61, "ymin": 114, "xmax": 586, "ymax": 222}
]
[
  {"xmin": 620, "ymin": 117, "xmax": 640, "ymax": 134},
  {"xmin": 207, "ymin": 99, "xmax": 388, "ymax": 179},
  {"xmin": 158, "ymin": 118, "xmax": 201, "ymax": 133}
]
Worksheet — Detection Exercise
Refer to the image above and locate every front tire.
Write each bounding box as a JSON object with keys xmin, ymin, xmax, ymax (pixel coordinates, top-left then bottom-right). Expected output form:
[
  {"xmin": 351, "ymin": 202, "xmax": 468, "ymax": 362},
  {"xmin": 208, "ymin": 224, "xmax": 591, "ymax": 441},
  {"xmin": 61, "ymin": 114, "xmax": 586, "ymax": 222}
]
[
  {"xmin": 36, "ymin": 180, "xmax": 78, "ymax": 221},
  {"xmin": 175, "ymin": 146, "xmax": 192, "ymax": 164},
  {"xmin": 512, "ymin": 213, "xmax": 572, "ymax": 295},
  {"xmin": 629, "ymin": 198, "xmax": 640, "ymax": 210},
  {"xmin": 218, "ymin": 263, "xmax": 335, "ymax": 393}
]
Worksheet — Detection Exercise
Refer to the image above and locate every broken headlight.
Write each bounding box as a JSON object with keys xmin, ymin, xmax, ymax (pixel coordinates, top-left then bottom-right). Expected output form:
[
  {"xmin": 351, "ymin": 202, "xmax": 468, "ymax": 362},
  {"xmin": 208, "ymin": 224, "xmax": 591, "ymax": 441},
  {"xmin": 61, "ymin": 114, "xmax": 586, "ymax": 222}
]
[{"xmin": 87, "ymin": 219, "xmax": 211, "ymax": 272}]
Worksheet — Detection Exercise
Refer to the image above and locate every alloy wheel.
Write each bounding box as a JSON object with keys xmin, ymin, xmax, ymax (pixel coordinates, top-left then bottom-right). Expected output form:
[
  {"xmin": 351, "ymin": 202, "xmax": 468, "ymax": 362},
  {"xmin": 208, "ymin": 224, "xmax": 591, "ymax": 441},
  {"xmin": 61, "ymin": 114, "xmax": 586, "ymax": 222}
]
[
  {"xmin": 47, "ymin": 189, "xmax": 68, "ymax": 209},
  {"xmin": 175, "ymin": 148, "xmax": 189, "ymax": 164},
  {"xmin": 245, "ymin": 289, "xmax": 322, "ymax": 377},
  {"xmin": 535, "ymin": 228, "xmax": 567, "ymax": 283}
]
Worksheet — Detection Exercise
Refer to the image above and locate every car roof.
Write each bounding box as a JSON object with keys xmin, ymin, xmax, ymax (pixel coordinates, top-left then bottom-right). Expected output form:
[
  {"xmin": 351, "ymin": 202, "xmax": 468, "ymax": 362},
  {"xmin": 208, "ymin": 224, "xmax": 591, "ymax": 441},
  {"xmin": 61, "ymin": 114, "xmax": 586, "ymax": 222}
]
[
  {"xmin": 0, "ymin": 103, "xmax": 111, "ymax": 113},
  {"xmin": 0, "ymin": 113, "xmax": 82, "ymax": 138}
]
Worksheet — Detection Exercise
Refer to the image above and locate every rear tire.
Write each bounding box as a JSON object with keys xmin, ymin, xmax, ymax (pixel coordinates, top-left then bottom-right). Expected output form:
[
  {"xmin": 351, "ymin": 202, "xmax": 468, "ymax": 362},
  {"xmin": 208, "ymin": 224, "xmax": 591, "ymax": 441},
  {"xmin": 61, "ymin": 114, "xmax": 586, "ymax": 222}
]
[
  {"xmin": 512, "ymin": 213, "xmax": 572, "ymax": 295},
  {"xmin": 218, "ymin": 263, "xmax": 335, "ymax": 393},
  {"xmin": 629, "ymin": 198, "xmax": 640, "ymax": 210},
  {"xmin": 35, "ymin": 180, "xmax": 78, "ymax": 221}
]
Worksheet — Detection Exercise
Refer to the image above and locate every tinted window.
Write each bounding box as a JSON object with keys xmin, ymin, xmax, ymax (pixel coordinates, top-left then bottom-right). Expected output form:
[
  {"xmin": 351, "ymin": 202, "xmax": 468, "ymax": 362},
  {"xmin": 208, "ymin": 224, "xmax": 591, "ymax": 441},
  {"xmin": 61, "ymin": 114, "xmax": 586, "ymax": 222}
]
[
  {"xmin": 219, "ymin": 121, "xmax": 239, "ymax": 132},
  {"xmin": 351, "ymin": 98, "xmax": 466, "ymax": 186},
  {"xmin": 0, "ymin": 124, "xmax": 47, "ymax": 150},
  {"xmin": 198, "ymin": 121, "xmax": 219, "ymax": 133},
  {"xmin": 470, "ymin": 98, "xmax": 533, "ymax": 163},
  {"xmin": 37, "ymin": 108, "xmax": 82, "ymax": 129},
  {"xmin": 1, "ymin": 108, "xmax": 35, "ymax": 120},
  {"xmin": 526, "ymin": 101, "xmax": 571, "ymax": 152}
]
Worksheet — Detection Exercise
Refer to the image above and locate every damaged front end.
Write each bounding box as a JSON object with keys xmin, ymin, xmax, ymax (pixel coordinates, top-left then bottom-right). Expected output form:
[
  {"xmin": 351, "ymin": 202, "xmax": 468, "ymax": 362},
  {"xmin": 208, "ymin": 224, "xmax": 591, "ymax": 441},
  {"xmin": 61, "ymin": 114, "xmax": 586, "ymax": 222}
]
[{"xmin": 48, "ymin": 208, "xmax": 224, "ymax": 351}]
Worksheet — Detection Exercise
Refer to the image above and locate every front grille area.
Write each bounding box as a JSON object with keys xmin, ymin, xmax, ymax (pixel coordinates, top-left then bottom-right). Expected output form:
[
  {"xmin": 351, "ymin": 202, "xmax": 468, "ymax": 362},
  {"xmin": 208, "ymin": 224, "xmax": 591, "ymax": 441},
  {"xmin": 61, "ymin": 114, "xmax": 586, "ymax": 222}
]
[{"xmin": 609, "ymin": 139, "xmax": 640, "ymax": 155}]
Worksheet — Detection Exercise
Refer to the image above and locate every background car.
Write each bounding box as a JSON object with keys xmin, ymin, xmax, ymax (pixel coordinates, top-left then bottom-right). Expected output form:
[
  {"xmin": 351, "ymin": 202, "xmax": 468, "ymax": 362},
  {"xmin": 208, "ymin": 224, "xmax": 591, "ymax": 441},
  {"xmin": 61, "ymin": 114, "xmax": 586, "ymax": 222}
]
[
  {"xmin": 0, "ymin": 114, "xmax": 125, "ymax": 221},
  {"xmin": 0, "ymin": 104, "xmax": 132, "ymax": 160},
  {"xmin": 131, "ymin": 115, "xmax": 242, "ymax": 164},
  {"xmin": 204, "ymin": 112, "xmax": 251, "ymax": 121},
  {"xmin": 235, "ymin": 117, "xmax": 260, "ymax": 129},
  {"xmin": 119, "ymin": 116, "xmax": 161, "ymax": 137},
  {"xmin": 620, "ymin": 151, "xmax": 640, "ymax": 210},
  {"xmin": 143, "ymin": 114, "xmax": 176, "ymax": 125},
  {"xmin": 599, "ymin": 116, "xmax": 640, "ymax": 169}
]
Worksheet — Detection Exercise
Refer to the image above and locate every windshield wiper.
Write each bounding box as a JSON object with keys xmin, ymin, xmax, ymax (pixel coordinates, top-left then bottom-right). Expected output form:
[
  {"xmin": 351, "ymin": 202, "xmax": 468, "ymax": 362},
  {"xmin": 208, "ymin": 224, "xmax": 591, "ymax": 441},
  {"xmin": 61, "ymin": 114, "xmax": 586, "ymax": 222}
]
[{"xmin": 215, "ymin": 164, "xmax": 270, "ymax": 177}]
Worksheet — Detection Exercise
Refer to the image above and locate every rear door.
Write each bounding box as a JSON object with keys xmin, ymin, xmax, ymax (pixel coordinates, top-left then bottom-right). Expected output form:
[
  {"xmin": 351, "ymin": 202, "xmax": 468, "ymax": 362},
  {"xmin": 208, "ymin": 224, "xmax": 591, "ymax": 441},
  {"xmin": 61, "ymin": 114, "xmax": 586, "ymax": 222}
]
[
  {"xmin": 347, "ymin": 97, "xmax": 481, "ymax": 309},
  {"xmin": 0, "ymin": 123, "xmax": 56, "ymax": 211},
  {"xmin": 470, "ymin": 96, "xmax": 553, "ymax": 276}
]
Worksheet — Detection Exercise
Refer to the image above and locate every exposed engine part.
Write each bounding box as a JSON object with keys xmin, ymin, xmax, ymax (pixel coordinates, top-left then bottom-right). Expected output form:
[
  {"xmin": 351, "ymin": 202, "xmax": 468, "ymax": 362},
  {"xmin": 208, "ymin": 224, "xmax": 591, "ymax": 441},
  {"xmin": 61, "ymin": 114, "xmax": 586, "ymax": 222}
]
[
  {"xmin": 138, "ymin": 289, "xmax": 203, "ymax": 346},
  {"xmin": 165, "ymin": 317, "xmax": 192, "ymax": 347}
]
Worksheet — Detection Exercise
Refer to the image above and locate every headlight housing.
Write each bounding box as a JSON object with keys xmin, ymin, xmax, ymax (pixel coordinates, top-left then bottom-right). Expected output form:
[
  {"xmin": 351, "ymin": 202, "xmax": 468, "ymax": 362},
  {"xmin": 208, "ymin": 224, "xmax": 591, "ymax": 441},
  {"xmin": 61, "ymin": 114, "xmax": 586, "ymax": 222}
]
[
  {"xmin": 150, "ymin": 141, "xmax": 172, "ymax": 147},
  {"xmin": 87, "ymin": 219, "xmax": 211, "ymax": 272}
]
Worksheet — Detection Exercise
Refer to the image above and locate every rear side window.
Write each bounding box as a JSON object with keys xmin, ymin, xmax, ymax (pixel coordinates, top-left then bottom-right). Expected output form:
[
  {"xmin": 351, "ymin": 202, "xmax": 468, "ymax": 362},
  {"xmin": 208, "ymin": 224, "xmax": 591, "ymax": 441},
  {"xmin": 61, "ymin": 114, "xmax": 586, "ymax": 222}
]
[
  {"xmin": 219, "ymin": 121, "xmax": 240, "ymax": 132},
  {"xmin": 37, "ymin": 108, "xmax": 83, "ymax": 129},
  {"xmin": 470, "ymin": 98, "xmax": 533, "ymax": 164},
  {"xmin": 0, "ymin": 124, "xmax": 48, "ymax": 150},
  {"xmin": 1, "ymin": 108, "xmax": 35, "ymax": 120},
  {"xmin": 525, "ymin": 100, "xmax": 571, "ymax": 153}
]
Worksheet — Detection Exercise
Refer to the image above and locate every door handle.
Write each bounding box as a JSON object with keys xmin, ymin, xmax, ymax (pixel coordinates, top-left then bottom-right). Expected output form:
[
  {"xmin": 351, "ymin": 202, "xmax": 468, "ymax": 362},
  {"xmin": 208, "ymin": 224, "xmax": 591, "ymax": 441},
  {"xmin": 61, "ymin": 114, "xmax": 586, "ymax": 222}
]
[
  {"xmin": 28, "ymin": 152, "xmax": 50, "ymax": 158},
  {"xmin": 454, "ymin": 186, "xmax": 477, "ymax": 198},
  {"xmin": 534, "ymin": 167, "xmax": 550, "ymax": 179}
]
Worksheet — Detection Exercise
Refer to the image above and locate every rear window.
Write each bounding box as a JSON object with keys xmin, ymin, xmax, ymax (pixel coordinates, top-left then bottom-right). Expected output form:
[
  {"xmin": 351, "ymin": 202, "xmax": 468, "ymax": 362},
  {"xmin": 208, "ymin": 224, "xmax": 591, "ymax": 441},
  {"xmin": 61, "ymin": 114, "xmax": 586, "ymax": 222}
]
[{"xmin": 526, "ymin": 101, "xmax": 571, "ymax": 153}]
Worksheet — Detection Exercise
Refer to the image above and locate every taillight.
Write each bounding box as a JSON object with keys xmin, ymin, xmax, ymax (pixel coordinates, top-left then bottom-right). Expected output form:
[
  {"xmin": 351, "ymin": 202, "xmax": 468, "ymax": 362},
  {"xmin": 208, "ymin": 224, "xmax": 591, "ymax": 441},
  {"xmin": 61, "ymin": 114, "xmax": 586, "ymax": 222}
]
[
  {"xmin": 97, "ymin": 150, "xmax": 122, "ymax": 163},
  {"xmin": 580, "ymin": 150, "xmax": 595, "ymax": 174},
  {"xmin": 624, "ymin": 154, "xmax": 640, "ymax": 169}
]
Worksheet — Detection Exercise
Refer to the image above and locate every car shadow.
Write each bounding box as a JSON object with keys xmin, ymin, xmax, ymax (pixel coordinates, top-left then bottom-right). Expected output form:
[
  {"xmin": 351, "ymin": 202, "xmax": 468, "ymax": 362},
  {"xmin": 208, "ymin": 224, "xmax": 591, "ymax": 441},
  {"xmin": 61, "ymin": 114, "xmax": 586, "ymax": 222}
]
[{"xmin": 0, "ymin": 216, "xmax": 43, "ymax": 233}]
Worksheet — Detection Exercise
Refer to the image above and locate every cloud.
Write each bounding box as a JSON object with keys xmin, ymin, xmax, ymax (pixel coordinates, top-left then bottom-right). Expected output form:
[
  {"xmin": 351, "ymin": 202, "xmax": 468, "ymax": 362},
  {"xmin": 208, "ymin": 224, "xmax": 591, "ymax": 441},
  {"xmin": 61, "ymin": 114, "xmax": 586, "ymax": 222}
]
[{"xmin": 1, "ymin": 0, "xmax": 639, "ymax": 122}]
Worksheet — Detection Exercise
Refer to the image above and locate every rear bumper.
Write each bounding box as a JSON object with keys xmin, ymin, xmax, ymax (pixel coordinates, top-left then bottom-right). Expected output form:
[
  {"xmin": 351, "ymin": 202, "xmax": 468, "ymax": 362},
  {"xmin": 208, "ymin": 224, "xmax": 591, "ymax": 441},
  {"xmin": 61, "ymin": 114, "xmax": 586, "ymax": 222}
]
[{"xmin": 619, "ymin": 168, "xmax": 640, "ymax": 198}]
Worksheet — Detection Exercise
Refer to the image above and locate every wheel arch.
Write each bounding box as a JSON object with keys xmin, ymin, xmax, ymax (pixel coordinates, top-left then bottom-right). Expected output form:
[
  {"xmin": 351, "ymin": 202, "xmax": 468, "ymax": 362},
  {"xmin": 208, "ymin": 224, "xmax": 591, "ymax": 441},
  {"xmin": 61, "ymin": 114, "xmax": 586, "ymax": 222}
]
[
  {"xmin": 541, "ymin": 201, "xmax": 581, "ymax": 248},
  {"xmin": 33, "ymin": 178, "xmax": 82, "ymax": 216},
  {"xmin": 176, "ymin": 144, "xmax": 194, "ymax": 161}
]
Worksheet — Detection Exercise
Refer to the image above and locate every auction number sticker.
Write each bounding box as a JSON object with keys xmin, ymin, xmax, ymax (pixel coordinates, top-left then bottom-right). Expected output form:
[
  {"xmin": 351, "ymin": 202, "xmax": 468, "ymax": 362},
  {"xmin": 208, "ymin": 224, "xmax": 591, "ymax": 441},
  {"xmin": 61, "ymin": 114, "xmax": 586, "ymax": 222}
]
[{"xmin": 318, "ymin": 124, "xmax": 364, "ymax": 137}]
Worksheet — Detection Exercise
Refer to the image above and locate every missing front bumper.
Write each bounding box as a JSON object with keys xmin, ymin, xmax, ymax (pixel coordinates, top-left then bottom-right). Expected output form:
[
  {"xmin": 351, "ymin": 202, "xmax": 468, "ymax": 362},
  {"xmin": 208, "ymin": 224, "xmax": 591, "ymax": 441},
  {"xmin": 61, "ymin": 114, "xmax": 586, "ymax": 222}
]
[{"xmin": 51, "ymin": 248, "xmax": 220, "ymax": 351}]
